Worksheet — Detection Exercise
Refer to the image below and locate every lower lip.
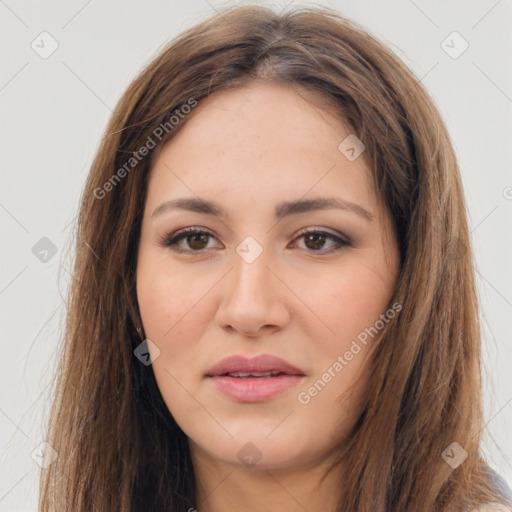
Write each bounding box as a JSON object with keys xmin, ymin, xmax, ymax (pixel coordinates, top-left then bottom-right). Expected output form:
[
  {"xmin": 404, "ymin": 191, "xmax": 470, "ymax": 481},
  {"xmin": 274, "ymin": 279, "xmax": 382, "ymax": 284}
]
[{"xmin": 208, "ymin": 375, "xmax": 304, "ymax": 402}]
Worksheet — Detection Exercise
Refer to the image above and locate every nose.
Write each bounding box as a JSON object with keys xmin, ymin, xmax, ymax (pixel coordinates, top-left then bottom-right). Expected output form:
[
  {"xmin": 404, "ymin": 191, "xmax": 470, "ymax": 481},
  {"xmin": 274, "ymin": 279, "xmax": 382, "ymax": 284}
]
[{"xmin": 214, "ymin": 249, "xmax": 291, "ymax": 337}]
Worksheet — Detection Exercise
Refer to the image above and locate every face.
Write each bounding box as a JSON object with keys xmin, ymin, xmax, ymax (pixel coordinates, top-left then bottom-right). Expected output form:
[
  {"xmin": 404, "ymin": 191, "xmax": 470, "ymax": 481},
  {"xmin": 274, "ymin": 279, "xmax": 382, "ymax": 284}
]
[{"xmin": 136, "ymin": 81, "xmax": 400, "ymax": 473}]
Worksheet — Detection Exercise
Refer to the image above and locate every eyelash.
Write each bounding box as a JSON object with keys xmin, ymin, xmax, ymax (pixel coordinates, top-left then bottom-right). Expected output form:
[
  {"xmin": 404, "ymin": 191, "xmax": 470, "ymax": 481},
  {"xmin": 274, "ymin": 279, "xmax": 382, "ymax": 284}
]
[{"xmin": 158, "ymin": 226, "xmax": 352, "ymax": 255}]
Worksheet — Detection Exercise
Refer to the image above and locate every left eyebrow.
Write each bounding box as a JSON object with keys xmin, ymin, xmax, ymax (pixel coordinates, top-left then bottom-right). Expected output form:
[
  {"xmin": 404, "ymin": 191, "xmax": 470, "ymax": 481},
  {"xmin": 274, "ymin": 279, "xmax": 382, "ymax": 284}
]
[{"xmin": 151, "ymin": 196, "xmax": 375, "ymax": 223}]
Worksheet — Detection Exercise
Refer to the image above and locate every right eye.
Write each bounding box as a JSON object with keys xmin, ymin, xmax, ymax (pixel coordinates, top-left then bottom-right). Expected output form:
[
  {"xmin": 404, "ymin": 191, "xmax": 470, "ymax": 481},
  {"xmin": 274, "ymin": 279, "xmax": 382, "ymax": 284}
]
[{"xmin": 159, "ymin": 227, "xmax": 220, "ymax": 253}]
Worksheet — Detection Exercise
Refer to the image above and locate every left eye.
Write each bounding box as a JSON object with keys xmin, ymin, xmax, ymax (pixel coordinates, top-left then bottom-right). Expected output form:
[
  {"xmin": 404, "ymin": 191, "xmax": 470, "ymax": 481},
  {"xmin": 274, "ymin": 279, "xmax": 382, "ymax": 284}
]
[
  {"xmin": 293, "ymin": 228, "xmax": 351, "ymax": 253},
  {"xmin": 159, "ymin": 227, "xmax": 351, "ymax": 254}
]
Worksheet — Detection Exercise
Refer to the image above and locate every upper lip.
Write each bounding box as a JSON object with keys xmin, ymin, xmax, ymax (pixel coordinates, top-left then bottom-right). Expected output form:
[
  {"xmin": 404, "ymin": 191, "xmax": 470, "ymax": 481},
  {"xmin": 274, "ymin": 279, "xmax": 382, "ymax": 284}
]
[{"xmin": 206, "ymin": 354, "xmax": 306, "ymax": 377}]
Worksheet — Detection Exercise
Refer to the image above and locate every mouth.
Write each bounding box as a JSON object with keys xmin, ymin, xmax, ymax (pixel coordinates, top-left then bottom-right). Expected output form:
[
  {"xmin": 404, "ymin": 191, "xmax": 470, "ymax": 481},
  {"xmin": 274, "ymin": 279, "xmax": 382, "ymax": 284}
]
[
  {"xmin": 205, "ymin": 354, "xmax": 306, "ymax": 402},
  {"xmin": 214, "ymin": 370, "xmax": 295, "ymax": 378}
]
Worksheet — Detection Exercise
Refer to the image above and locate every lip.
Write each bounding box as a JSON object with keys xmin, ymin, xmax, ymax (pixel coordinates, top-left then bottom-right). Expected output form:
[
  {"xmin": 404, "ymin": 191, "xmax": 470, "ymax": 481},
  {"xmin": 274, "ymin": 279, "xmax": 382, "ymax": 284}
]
[
  {"xmin": 206, "ymin": 354, "xmax": 305, "ymax": 377},
  {"xmin": 206, "ymin": 354, "xmax": 306, "ymax": 403}
]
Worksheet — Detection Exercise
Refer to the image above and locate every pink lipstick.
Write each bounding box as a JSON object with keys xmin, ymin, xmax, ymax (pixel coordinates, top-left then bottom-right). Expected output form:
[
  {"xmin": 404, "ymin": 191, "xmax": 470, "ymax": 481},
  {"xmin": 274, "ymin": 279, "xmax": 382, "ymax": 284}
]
[{"xmin": 206, "ymin": 354, "xmax": 306, "ymax": 402}]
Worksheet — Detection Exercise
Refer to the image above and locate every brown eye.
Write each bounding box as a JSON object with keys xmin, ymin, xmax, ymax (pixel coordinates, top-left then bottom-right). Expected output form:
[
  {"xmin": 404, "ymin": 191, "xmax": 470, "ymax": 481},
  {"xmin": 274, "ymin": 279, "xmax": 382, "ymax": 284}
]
[
  {"xmin": 293, "ymin": 228, "xmax": 352, "ymax": 253},
  {"xmin": 185, "ymin": 232, "xmax": 210, "ymax": 250},
  {"xmin": 160, "ymin": 228, "xmax": 217, "ymax": 253},
  {"xmin": 303, "ymin": 232, "xmax": 327, "ymax": 251},
  {"xmin": 160, "ymin": 227, "xmax": 351, "ymax": 255}
]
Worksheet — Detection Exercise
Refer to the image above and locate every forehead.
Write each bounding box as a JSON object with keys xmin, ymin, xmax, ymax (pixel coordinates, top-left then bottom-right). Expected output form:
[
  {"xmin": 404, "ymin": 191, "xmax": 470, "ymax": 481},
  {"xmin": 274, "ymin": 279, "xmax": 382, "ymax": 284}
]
[{"xmin": 146, "ymin": 81, "xmax": 375, "ymax": 217}]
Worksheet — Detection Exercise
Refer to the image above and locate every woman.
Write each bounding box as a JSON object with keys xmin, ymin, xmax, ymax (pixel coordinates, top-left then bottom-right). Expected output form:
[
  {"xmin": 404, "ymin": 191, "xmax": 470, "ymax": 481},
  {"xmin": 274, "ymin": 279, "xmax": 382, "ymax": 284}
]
[{"xmin": 39, "ymin": 5, "xmax": 512, "ymax": 511}]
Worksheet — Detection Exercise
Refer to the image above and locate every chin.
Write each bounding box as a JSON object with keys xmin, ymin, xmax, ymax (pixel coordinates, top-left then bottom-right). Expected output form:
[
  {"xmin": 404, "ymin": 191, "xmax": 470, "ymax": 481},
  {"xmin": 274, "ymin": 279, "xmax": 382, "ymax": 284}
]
[{"xmin": 195, "ymin": 432, "xmax": 317, "ymax": 471}]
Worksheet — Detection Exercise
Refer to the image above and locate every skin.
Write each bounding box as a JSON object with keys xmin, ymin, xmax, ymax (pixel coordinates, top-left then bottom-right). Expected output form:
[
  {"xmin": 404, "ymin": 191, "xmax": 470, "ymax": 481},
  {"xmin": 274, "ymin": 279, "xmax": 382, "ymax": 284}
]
[{"xmin": 136, "ymin": 81, "xmax": 401, "ymax": 512}]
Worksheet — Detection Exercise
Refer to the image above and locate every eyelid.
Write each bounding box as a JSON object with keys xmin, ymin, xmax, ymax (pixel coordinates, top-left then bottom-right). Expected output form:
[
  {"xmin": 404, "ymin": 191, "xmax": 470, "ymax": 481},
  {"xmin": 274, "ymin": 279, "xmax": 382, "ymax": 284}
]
[
  {"xmin": 293, "ymin": 226, "xmax": 352, "ymax": 244},
  {"xmin": 158, "ymin": 226, "xmax": 220, "ymax": 252},
  {"xmin": 159, "ymin": 225, "xmax": 352, "ymax": 253}
]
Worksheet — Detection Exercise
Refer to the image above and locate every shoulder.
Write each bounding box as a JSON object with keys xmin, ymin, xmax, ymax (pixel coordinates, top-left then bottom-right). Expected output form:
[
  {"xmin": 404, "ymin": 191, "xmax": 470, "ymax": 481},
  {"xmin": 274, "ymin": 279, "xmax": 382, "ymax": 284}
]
[
  {"xmin": 467, "ymin": 464, "xmax": 512, "ymax": 511},
  {"xmin": 470, "ymin": 503, "xmax": 512, "ymax": 511}
]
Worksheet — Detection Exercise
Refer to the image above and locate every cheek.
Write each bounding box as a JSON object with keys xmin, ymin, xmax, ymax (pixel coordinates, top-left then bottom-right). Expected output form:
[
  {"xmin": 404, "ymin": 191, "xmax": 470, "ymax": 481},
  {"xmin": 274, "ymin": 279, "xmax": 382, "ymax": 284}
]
[
  {"xmin": 136, "ymin": 261, "xmax": 201, "ymax": 342},
  {"xmin": 313, "ymin": 260, "xmax": 396, "ymax": 344},
  {"xmin": 136, "ymin": 268, "xmax": 207, "ymax": 418},
  {"xmin": 136, "ymin": 262, "xmax": 213, "ymax": 389},
  {"xmin": 301, "ymin": 258, "xmax": 396, "ymax": 408}
]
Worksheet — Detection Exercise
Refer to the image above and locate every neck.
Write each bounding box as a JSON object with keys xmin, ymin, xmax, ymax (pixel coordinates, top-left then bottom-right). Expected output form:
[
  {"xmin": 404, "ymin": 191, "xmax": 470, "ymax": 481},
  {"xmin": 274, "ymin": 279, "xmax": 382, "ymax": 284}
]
[{"xmin": 189, "ymin": 441, "xmax": 344, "ymax": 512}]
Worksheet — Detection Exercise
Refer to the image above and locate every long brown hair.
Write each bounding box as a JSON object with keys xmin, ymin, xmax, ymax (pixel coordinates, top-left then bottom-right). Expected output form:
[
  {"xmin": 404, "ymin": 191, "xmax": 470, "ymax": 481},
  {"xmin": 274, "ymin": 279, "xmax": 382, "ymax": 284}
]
[{"xmin": 39, "ymin": 5, "xmax": 510, "ymax": 511}]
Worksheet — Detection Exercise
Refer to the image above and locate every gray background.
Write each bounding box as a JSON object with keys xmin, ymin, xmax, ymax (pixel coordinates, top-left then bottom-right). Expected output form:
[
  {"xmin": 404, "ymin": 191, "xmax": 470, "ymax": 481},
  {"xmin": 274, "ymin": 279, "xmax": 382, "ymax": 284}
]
[{"xmin": 1, "ymin": 0, "xmax": 511, "ymax": 509}]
